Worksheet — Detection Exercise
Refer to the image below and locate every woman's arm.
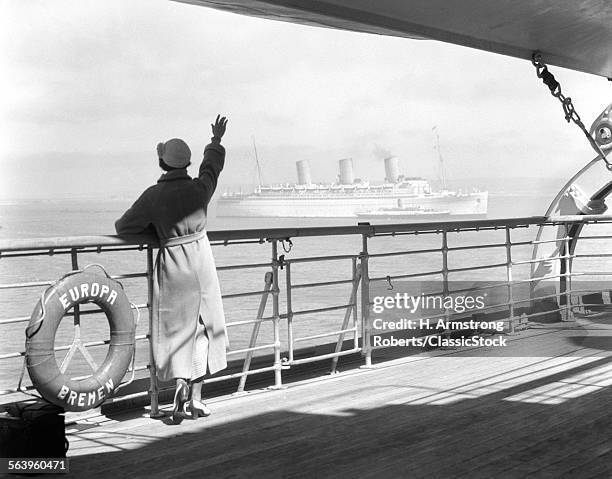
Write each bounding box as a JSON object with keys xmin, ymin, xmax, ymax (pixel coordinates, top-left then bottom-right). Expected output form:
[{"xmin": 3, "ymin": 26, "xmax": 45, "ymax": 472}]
[
  {"xmin": 115, "ymin": 189, "xmax": 154, "ymax": 235},
  {"xmin": 196, "ymin": 115, "xmax": 228, "ymax": 206}
]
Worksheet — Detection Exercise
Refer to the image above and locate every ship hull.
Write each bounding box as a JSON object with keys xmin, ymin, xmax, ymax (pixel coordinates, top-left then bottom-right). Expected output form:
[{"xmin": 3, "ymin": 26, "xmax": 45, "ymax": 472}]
[{"xmin": 216, "ymin": 192, "xmax": 488, "ymax": 218}]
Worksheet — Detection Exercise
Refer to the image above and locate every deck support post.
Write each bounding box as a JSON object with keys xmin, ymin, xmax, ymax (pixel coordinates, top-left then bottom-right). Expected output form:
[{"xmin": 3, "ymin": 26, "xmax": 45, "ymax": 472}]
[
  {"xmin": 506, "ymin": 227, "xmax": 516, "ymax": 334},
  {"xmin": 360, "ymin": 232, "xmax": 372, "ymax": 368},
  {"xmin": 561, "ymin": 225, "xmax": 575, "ymax": 321},
  {"xmin": 146, "ymin": 246, "xmax": 163, "ymax": 418},
  {"xmin": 441, "ymin": 231, "xmax": 450, "ymax": 340},
  {"xmin": 286, "ymin": 262, "xmax": 294, "ymax": 364},
  {"xmin": 270, "ymin": 240, "xmax": 283, "ymax": 388}
]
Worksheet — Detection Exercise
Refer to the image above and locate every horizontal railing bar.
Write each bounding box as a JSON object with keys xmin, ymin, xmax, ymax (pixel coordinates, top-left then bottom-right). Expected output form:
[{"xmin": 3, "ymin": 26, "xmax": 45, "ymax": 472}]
[
  {"xmin": 291, "ymin": 303, "xmax": 354, "ymax": 316},
  {"xmin": 226, "ymin": 343, "xmax": 277, "ymax": 356},
  {"xmin": 573, "ymin": 253, "xmax": 612, "ymax": 258},
  {"xmin": 0, "ymin": 386, "xmax": 35, "ymax": 396},
  {"xmin": 0, "ymin": 281, "xmax": 54, "ymax": 290},
  {"xmin": 447, "ymin": 283, "xmax": 511, "ymax": 295},
  {"xmin": 0, "ymin": 351, "xmax": 23, "ymax": 359},
  {"xmin": 370, "ymin": 270, "xmax": 443, "ymax": 282},
  {"xmin": 509, "ymin": 240, "xmax": 534, "ymax": 247},
  {"xmin": 512, "ymin": 255, "xmax": 574, "ymax": 266},
  {"xmin": 71, "ymin": 303, "xmax": 149, "ymax": 317},
  {"xmin": 226, "ymin": 317, "xmax": 272, "ymax": 327},
  {"xmin": 200, "ymin": 365, "xmax": 279, "ymax": 384},
  {"xmin": 210, "ymin": 239, "xmax": 268, "ymax": 246},
  {"xmin": 216, "ymin": 262, "xmax": 273, "ymax": 271},
  {"xmin": 372, "ymin": 230, "xmax": 440, "ymax": 238},
  {"xmin": 285, "ymin": 254, "xmax": 358, "ymax": 264},
  {"xmin": 4, "ymin": 215, "xmax": 612, "ymax": 252},
  {"xmin": 291, "ymin": 278, "xmax": 355, "ymax": 289},
  {"xmin": 0, "ymin": 236, "xmax": 158, "ymax": 253},
  {"xmin": 527, "ymin": 239, "xmax": 562, "ymax": 248},
  {"xmin": 447, "ymin": 242, "xmax": 508, "ymax": 252},
  {"xmin": 511, "ymin": 272, "xmax": 570, "ymax": 285},
  {"xmin": 222, "ymin": 290, "xmax": 270, "ymax": 299},
  {"xmin": 293, "ymin": 327, "xmax": 358, "ymax": 343},
  {"xmin": 111, "ymin": 272, "xmax": 148, "ymax": 280},
  {"xmin": 572, "ymin": 235, "xmax": 612, "ymax": 240},
  {"xmin": 287, "ymin": 348, "xmax": 361, "ymax": 366},
  {"xmin": 0, "ymin": 246, "xmax": 148, "ymax": 259},
  {"xmin": 522, "ymin": 305, "xmax": 569, "ymax": 321},
  {"xmin": 570, "ymin": 288, "xmax": 612, "ymax": 295},
  {"xmin": 446, "ymin": 262, "xmax": 507, "ymax": 273},
  {"xmin": 0, "ymin": 316, "xmax": 30, "ymax": 325},
  {"xmin": 571, "ymin": 271, "xmax": 612, "ymax": 277},
  {"xmin": 368, "ymin": 247, "xmax": 441, "ymax": 258}
]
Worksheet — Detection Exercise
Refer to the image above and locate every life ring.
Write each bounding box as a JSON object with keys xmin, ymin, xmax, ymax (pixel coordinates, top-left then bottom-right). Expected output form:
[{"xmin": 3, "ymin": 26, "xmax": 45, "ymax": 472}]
[{"xmin": 26, "ymin": 271, "xmax": 135, "ymax": 412}]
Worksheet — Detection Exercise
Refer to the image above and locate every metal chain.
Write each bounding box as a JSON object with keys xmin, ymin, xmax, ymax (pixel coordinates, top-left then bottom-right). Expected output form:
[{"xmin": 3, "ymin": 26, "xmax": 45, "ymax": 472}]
[{"xmin": 531, "ymin": 52, "xmax": 612, "ymax": 171}]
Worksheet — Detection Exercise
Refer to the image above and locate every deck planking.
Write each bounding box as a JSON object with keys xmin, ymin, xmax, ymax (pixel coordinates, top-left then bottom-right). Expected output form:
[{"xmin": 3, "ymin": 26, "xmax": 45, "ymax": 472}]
[{"xmin": 65, "ymin": 318, "xmax": 612, "ymax": 478}]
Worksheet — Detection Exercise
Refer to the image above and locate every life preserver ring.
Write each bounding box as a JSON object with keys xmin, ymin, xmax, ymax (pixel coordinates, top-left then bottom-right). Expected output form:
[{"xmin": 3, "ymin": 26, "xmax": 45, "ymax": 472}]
[{"xmin": 26, "ymin": 271, "xmax": 135, "ymax": 412}]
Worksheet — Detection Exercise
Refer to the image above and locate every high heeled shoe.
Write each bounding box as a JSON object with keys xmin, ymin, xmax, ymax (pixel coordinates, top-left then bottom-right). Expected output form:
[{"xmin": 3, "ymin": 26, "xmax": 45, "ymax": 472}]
[
  {"xmin": 188, "ymin": 399, "xmax": 211, "ymax": 419},
  {"xmin": 171, "ymin": 379, "xmax": 189, "ymax": 424}
]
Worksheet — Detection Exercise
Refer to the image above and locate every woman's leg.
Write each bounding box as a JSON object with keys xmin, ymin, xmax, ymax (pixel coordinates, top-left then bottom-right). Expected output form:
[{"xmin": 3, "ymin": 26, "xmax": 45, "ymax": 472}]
[
  {"xmin": 171, "ymin": 378, "xmax": 190, "ymax": 424},
  {"xmin": 188, "ymin": 376, "xmax": 211, "ymax": 417},
  {"xmin": 191, "ymin": 379, "xmax": 203, "ymax": 400}
]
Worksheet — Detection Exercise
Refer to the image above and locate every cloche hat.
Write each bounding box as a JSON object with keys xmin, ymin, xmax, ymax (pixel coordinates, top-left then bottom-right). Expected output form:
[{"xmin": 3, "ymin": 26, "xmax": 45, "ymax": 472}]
[{"xmin": 157, "ymin": 138, "xmax": 191, "ymax": 168}]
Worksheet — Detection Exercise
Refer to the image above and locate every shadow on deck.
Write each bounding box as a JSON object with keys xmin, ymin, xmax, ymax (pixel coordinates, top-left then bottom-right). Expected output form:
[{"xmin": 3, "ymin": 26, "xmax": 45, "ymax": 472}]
[{"xmin": 67, "ymin": 321, "xmax": 612, "ymax": 479}]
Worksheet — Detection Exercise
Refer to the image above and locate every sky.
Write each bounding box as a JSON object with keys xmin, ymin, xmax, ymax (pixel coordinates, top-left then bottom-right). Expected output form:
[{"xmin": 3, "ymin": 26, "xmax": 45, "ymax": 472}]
[{"xmin": 1, "ymin": 0, "xmax": 612, "ymax": 199}]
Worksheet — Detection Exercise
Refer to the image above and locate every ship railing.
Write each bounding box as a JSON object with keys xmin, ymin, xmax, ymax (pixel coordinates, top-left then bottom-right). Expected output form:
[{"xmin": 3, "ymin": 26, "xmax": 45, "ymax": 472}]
[{"xmin": 1, "ymin": 215, "xmax": 612, "ymax": 416}]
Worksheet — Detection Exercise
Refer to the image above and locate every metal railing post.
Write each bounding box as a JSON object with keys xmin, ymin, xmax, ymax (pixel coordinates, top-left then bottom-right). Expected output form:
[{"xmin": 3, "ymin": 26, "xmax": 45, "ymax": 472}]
[
  {"xmin": 146, "ymin": 246, "xmax": 162, "ymax": 418},
  {"xmin": 286, "ymin": 262, "xmax": 294, "ymax": 364},
  {"xmin": 70, "ymin": 249, "xmax": 81, "ymax": 327},
  {"xmin": 351, "ymin": 256, "xmax": 359, "ymax": 352},
  {"xmin": 506, "ymin": 227, "xmax": 515, "ymax": 333},
  {"xmin": 270, "ymin": 240, "xmax": 283, "ymax": 388},
  {"xmin": 562, "ymin": 224, "xmax": 574, "ymax": 321},
  {"xmin": 441, "ymin": 231, "xmax": 450, "ymax": 339},
  {"xmin": 360, "ymin": 233, "xmax": 372, "ymax": 368}
]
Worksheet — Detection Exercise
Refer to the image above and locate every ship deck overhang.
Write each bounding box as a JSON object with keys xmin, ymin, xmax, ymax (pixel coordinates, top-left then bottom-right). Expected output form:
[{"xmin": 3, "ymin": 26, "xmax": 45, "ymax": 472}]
[{"xmin": 175, "ymin": 0, "xmax": 612, "ymax": 78}]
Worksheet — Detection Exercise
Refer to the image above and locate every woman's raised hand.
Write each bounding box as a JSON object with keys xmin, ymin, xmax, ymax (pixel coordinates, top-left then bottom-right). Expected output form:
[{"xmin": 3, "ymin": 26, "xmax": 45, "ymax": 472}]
[{"xmin": 211, "ymin": 115, "xmax": 228, "ymax": 140}]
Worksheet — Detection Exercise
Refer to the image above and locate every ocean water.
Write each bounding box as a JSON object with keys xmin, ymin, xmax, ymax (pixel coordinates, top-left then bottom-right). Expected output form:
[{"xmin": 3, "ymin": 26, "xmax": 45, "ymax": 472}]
[{"xmin": 0, "ymin": 193, "xmax": 569, "ymax": 393}]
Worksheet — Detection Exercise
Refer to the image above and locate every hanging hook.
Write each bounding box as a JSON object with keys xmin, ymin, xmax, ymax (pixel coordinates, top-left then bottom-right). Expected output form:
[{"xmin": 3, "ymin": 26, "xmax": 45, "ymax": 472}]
[
  {"xmin": 386, "ymin": 275, "xmax": 394, "ymax": 290},
  {"xmin": 281, "ymin": 238, "xmax": 293, "ymax": 253}
]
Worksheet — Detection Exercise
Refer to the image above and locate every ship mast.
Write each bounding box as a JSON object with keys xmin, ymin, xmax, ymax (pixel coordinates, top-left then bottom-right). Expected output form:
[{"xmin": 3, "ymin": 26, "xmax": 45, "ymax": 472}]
[
  {"xmin": 432, "ymin": 126, "xmax": 447, "ymax": 190},
  {"xmin": 252, "ymin": 136, "xmax": 263, "ymax": 188}
]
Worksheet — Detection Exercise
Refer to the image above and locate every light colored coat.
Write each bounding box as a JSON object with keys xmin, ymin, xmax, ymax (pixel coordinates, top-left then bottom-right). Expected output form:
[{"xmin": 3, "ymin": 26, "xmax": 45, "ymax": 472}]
[{"xmin": 115, "ymin": 142, "xmax": 228, "ymax": 382}]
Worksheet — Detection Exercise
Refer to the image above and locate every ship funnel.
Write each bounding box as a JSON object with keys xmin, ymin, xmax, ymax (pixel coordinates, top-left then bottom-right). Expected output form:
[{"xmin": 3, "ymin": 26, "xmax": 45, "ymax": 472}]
[
  {"xmin": 338, "ymin": 158, "xmax": 355, "ymax": 185},
  {"xmin": 296, "ymin": 160, "xmax": 312, "ymax": 185},
  {"xmin": 384, "ymin": 156, "xmax": 400, "ymax": 183}
]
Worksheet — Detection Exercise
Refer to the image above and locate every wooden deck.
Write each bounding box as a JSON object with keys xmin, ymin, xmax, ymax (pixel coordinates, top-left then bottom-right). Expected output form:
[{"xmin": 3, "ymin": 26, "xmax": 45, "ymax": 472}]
[{"xmin": 66, "ymin": 318, "xmax": 612, "ymax": 478}]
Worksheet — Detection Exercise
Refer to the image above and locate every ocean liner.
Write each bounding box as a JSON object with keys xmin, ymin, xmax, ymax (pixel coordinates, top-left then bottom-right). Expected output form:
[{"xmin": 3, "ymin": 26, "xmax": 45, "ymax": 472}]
[{"xmin": 217, "ymin": 157, "xmax": 488, "ymax": 218}]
